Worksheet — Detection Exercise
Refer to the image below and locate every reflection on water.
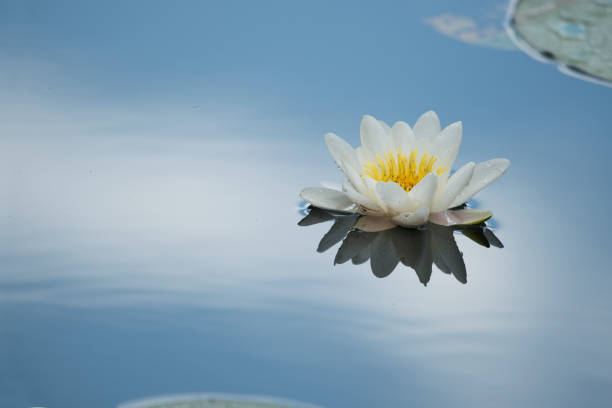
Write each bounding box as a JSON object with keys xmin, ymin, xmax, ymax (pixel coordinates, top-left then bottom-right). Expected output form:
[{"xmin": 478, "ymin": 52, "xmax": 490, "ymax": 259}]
[{"xmin": 298, "ymin": 207, "xmax": 503, "ymax": 285}]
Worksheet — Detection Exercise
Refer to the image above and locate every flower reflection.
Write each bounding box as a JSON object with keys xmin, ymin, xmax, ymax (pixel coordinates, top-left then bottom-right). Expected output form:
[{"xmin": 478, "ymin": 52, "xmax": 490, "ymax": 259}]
[{"xmin": 299, "ymin": 207, "xmax": 503, "ymax": 285}]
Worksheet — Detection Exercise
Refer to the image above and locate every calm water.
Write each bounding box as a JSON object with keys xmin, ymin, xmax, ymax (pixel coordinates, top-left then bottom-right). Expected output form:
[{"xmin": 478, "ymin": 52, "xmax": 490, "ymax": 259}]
[{"xmin": 2, "ymin": 1, "xmax": 612, "ymax": 407}]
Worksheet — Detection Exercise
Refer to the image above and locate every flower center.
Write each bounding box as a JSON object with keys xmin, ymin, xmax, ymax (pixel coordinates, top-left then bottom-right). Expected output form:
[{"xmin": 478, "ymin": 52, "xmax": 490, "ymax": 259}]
[{"xmin": 362, "ymin": 149, "xmax": 448, "ymax": 192}]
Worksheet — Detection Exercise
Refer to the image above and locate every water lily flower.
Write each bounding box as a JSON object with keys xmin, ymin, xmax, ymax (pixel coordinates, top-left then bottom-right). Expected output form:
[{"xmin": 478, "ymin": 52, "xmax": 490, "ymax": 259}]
[{"xmin": 300, "ymin": 111, "xmax": 510, "ymax": 229}]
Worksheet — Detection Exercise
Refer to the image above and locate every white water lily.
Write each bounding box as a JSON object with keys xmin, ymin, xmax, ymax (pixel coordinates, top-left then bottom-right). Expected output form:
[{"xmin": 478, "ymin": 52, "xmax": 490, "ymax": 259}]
[{"xmin": 300, "ymin": 111, "xmax": 510, "ymax": 229}]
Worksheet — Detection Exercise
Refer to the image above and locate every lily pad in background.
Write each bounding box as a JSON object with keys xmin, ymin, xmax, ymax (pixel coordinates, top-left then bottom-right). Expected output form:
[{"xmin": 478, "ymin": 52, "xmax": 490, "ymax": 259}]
[
  {"xmin": 506, "ymin": 0, "xmax": 612, "ymax": 86},
  {"xmin": 118, "ymin": 393, "xmax": 321, "ymax": 408}
]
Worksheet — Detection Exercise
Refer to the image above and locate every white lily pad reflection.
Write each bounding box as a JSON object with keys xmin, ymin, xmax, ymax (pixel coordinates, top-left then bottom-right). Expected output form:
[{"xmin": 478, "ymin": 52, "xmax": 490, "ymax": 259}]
[
  {"xmin": 118, "ymin": 393, "xmax": 321, "ymax": 408},
  {"xmin": 299, "ymin": 207, "xmax": 503, "ymax": 285}
]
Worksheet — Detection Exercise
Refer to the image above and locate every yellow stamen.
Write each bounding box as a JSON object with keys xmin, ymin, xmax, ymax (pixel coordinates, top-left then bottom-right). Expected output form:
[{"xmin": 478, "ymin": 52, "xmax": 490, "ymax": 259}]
[{"xmin": 362, "ymin": 149, "xmax": 448, "ymax": 192}]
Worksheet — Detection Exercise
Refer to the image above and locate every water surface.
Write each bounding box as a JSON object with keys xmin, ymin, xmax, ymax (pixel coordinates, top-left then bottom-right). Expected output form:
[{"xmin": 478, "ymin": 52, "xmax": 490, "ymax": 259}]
[{"xmin": 2, "ymin": 1, "xmax": 612, "ymax": 407}]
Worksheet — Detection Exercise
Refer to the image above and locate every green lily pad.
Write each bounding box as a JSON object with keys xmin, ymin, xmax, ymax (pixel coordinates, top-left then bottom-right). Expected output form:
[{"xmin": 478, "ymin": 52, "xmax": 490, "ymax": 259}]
[
  {"xmin": 118, "ymin": 393, "xmax": 321, "ymax": 408},
  {"xmin": 507, "ymin": 0, "xmax": 612, "ymax": 86}
]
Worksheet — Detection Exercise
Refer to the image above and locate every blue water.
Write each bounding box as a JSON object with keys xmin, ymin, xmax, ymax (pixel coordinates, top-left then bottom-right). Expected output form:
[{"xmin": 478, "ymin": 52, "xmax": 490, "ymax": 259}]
[{"xmin": 2, "ymin": 1, "xmax": 612, "ymax": 407}]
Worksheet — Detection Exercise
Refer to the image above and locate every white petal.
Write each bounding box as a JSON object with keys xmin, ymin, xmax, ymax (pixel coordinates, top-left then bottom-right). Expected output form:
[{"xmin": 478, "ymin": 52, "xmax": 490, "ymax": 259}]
[
  {"xmin": 431, "ymin": 162, "xmax": 475, "ymax": 212},
  {"xmin": 300, "ymin": 187, "xmax": 357, "ymax": 213},
  {"xmin": 340, "ymin": 160, "xmax": 367, "ymax": 194},
  {"xmin": 429, "ymin": 209, "xmax": 492, "ymax": 226},
  {"xmin": 356, "ymin": 146, "xmax": 376, "ymax": 166},
  {"xmin": 362, "ymin": 176, "xmax": 379, "ymax": 199},
  {"xmin": 432, "ymin": 121, "xmax": 462, "ymax": 165},
  {"xmin": 391, "ymin": 207, "xmax": 430, "ymax": 228},
  {"xmin": 320, "ymin": 181, "xmax": 342, "ymax": 191},
  {"xmin": 362, "ymin": 176, "xmax": 387, "ymax": 211},
  {"xmin": 374, "ymin": 181, "xmax": 411, "ymax": 215},
  {"xmin": 437, "ymin": 144, "xmax": 461, "ymax": 171},
  {"xmin": 342, "ymin": 181, "xmax": 384, "ymax": 215},
  {"xmin": 324, "ymin": 133, "xmax": 365, "ymax": 192},
  {"xmin": 406, "ymin": 173, "xmax": 439, "ymax": 209},
  {"xmin": 450, "ymin": 158, "xmax": 510, "ymax": 207},
  {"xmin": 413, "ymin": 111, "xmax": 441, "ymax": 140},
  {"xmin": 324, "ymin": 133, "xmax": 359, "ymax": 172},
  {"xmin": 360, "ymin": 115, "xmax": 393, "ymax": 155},
  {"xmin": 433, "ymin": 168, "xmax": 450, "ymax": 203},
  {"xmin": 391, "ymin": 121, "xmax": 415, "ymax": 153},
  {"xmin": 378, "ymin": 119, "xmax": 391, "ymax": 135},
  {"xmin": 355, "ymin": 215, "xmax": 397, "ymax": 232}
]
